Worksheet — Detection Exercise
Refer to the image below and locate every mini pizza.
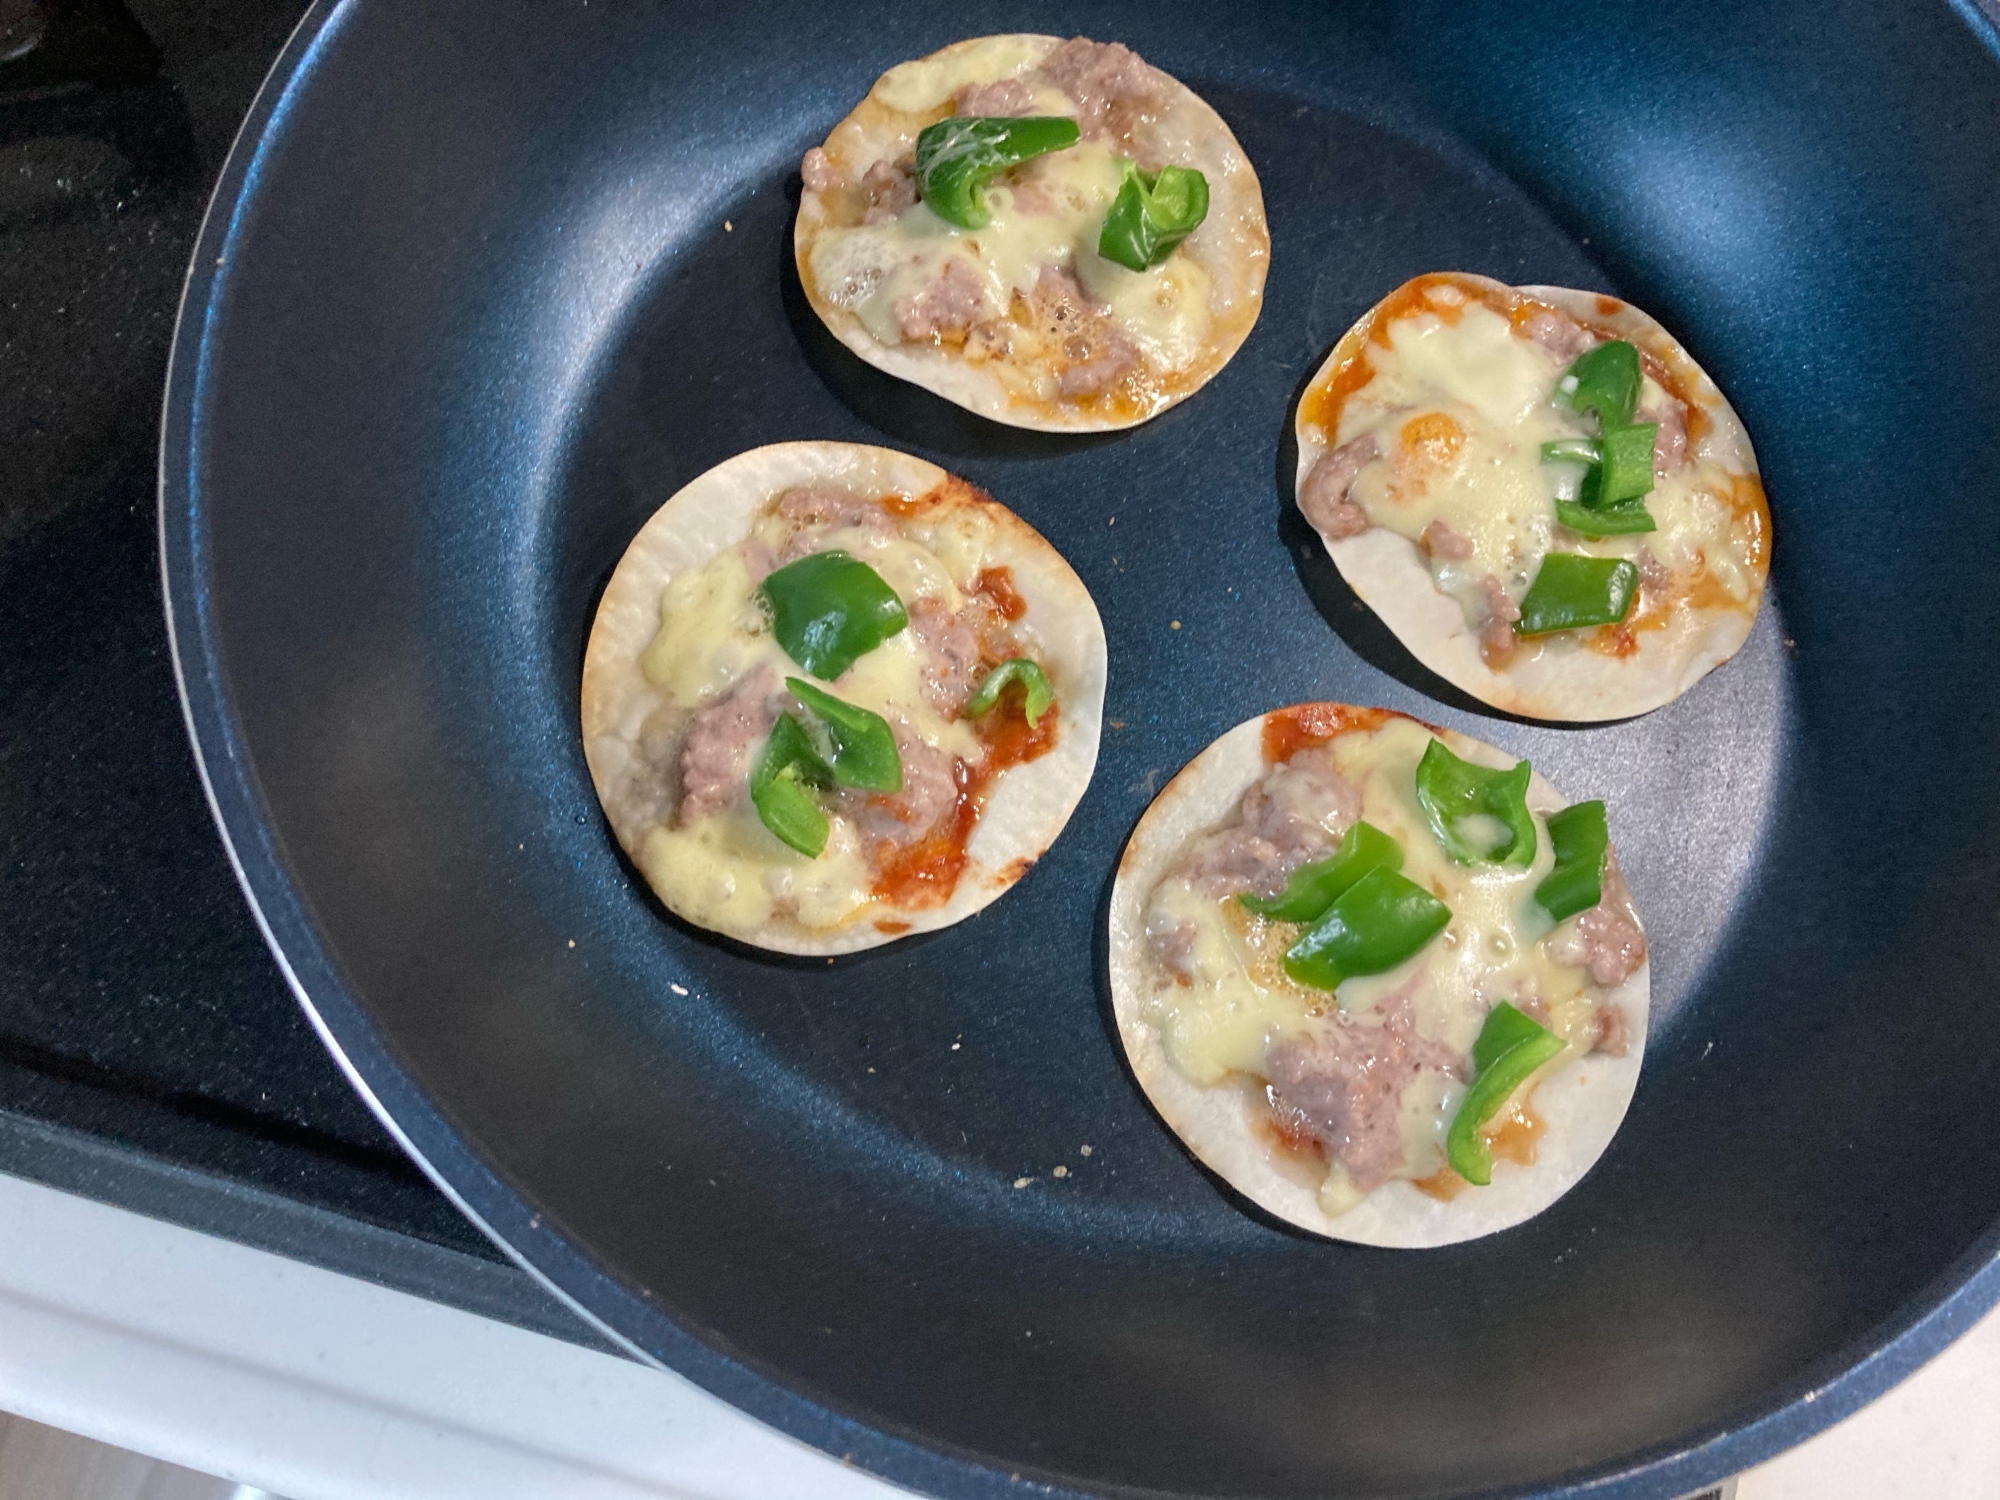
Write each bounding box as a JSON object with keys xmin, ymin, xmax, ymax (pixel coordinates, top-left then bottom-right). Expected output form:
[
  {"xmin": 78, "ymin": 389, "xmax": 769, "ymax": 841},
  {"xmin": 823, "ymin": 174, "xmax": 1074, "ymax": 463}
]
[
  {"xmin": 1295, "ymin": 272, "xmax": 1770, "ymax": 722},
  {"xmin": 794, "ymin": 34, "xmax": 1268, "ymax": 431},
  {"xmin": 582, "ymin": 442, "xmax": 1106, "ymax": 955},
  {"xmin": 1108, "ymin": 704, "xmax": 1648, "ymax": 1247}
]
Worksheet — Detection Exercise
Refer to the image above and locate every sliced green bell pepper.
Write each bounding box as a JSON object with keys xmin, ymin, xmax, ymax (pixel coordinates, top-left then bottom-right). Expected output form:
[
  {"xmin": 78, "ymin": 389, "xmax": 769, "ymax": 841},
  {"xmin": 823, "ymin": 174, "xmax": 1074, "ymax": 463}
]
[
  {"xmin": 750, "ymin": 712, "xmax": 834, "ymax": 857},
  {"xmin": 1282, "ymin": 866, "xmax": 1451, "ymax": 991},
  {"xmin": 1596, "ymin": 422, "xmax": 1658, "ymax": 505},
  {"xmin": 1558, "ymin": 340, "xmax": 1642, "ymax": 429},
  {"xmin": 1554, "ymin": 499, "xmax": 1657, "ymax": 536},
  {"xmin": 1097, "ymin": 161, "xmax": 1209, "ymax": 272},
  {"xmin": 1535, "ymin": 800, "xmax": 1609, "ymax": 923},
  {"xmin": 1446, "ymin": 1002, "xmax": 1567, "ymax": 1185},
  {"xmin": 759, "ymin": 550, "xmax": 908, "ymax": 681},
  {"xmin": 1516, "ymin": 554, "xmax": 1639, "ymax": 635},
  {"xmin": 963, "ymin": 658, "xmax": 1054, "ymax": 726},
  {"xmin": 914, "ymin": 116, "xmax": 1081, "ymax": 230},
  {"xmin": 1238, "ymin": 821, "xmax": 1403, "ymax": 924},
  {"xmin": 785, "ymin": 678, "xmax": 901, "ymax": 793},
  {"xmin": 1414, "ymin": 739, "xmax": 1536, "ymax": 867}
]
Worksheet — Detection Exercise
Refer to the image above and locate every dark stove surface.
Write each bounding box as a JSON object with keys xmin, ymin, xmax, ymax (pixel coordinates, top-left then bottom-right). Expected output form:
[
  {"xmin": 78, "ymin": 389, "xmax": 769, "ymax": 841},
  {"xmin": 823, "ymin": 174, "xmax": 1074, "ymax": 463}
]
[{"xmin": 0, "ymin": 0, "xmax": 605, "ymax": 1350}]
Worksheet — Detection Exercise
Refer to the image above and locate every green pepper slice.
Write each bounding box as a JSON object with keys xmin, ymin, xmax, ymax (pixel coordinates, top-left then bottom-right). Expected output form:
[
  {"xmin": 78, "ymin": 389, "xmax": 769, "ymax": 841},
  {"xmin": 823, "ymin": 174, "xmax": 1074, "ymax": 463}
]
[
  {"xmin": 1597, "ymin": 422, "xmax": 1658, "ymax": 505},
  {"xmin": 750, "ymin": 712, "xmax": 833, "ymax": 857},
  {"xmin": 1414, "ymin": 739, "xmax": 1536, "ymax": 867},
  {"xmin": 1559, "ymin": 340, "xmax": 1642, "ymax": 429},
  {"xmin": 1097, "ymin": 161, "xmax": 1210, "ymax": 272},
  {"xmin": 963, "ymin": 658, "xmax": 1054, "ymax": 726},
  {"xmin": 785, "ymin": 678, "xmax": 901, "ymax": 793},
  {"xmin": 1238, "ymin": 821, "xmax": 1403, "ymax": 924},
  {"xmin": 1446, "ymin": 1002, "xmax": 1567, "ymax": 1185},
  {"xmin": 914, "ymin": 116, "xmax": 1082, "ymax": 230},
  {"xmin": 1282, "ymin": 866, "xmax": 1451, "ymax": 991},
  {"xmin": 1516, "ymin": 554, "xmax": 1639, "ymax": 635},
  {"xmin": 1535, "ymin": 800, "xmax": 1609, "ymax": 923},
  {"xmin": 1554, "ymin": 499, "xmax": 1657, "ymax": 536},
  {"xmin": 759, "ymin": 550, "xmax": 908, "ymax": 680},
  {"xmin": 1540, "ymin": 437, "xmax": 1602, "ymax": 466}
]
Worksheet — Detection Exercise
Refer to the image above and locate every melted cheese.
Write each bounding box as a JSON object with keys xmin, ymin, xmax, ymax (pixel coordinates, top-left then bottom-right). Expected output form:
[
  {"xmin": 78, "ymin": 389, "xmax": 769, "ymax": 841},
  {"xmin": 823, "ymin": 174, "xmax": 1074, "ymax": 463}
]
[
  {"xmin": 639, "ymin": 505, "xmax": 1001, "ymax": 934},
  {"xmin": 1326, "ymin": 302, "xmax": 1750, "ymax": 620},
  {"xmin": 807, "ymin": 140, "xmax": 1213, "ymax": 375},
  {"xmin": 872, "ymin": 35, "xmax": 1044, "ymax": 113},
  {"xmin": 1142, "ymin": 718, "xmax": 1601, "ymax": 1200}
]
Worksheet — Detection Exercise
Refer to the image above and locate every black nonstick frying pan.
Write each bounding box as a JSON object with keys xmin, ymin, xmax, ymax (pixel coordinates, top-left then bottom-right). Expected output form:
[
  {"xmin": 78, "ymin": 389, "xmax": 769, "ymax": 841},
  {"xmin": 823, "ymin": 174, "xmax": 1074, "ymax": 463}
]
[{"xmin": 159, "ymin": 2, "xmax": 2000, "ymax": 1496}]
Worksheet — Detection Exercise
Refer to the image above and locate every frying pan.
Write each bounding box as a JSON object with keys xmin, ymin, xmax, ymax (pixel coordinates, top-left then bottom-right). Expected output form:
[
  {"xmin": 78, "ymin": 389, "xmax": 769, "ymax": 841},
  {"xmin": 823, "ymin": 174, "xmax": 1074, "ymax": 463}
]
[{"xmin": 158, "ymin": 2, "xmax": 2000, "ymax": 1496}]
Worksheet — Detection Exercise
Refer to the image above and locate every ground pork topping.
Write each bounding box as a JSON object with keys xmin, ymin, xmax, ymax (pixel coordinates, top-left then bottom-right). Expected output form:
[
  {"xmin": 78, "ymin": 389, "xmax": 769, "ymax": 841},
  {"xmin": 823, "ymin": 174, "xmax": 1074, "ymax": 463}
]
[
  {"xmin": 952, "ymin": 78, "xmax": 1034, "ymax": 117},
  {"xmin": 837, "ymin": 721, "xmax": 961, "ymax": 849},
  {"xmin": 1173, "ymin": 752, "xmax": 1362, "ymax": 901},
  {"xmin": 800, "ymin": 147, "xmax": 843, "ymax": 193},
  {"xmin": 1299, "ymin": 433, "xmax": 1379, "ymax": 539},
  {"xmin": 1545, "ymin": 852, "xmax": 1648, "ymax": 988},
  {"xmin": 677, "ymin": 665, "xmax": 783, "ymax": 825},
  {"xmin": 1027, "ymin": 265, "xmax": 1139, "ymax": 398},
  {"xmin": 907, "ymin": 596, "xmax": 982, "ymax": 714},
  {"xmin": 1035, "ymin": 37, "xmax": 1162, "ymax": 142},
  {"xmin": 860, "ymin": 156, "xmax": 917, "ymax": 225},
  {"xmin": 1264, "ymin": 980, "xmax": 1465, "ymax": 1190},
  {"xmin": 896, "ymin": 258, "xmax": 988, "ymax": 342},
  {"xmin": 1421, "ymin": 519, "xmax": 1475, "ymax": 560}
]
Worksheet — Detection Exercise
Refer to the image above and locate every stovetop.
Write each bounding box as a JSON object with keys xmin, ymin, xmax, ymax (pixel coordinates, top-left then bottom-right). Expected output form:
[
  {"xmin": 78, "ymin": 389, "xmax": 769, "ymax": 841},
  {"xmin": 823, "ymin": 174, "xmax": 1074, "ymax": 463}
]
[{"xmin": 0, "ymin": 0, "xmax": 606, "ymax": 1351}]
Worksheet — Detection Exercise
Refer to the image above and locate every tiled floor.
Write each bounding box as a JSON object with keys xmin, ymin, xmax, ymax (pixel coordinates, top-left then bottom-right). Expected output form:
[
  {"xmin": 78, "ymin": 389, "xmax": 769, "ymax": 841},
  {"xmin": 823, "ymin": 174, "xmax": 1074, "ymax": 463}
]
[{"xmin": 0, "ymin": 1415, "xmax": 282, "ymax": 1500}]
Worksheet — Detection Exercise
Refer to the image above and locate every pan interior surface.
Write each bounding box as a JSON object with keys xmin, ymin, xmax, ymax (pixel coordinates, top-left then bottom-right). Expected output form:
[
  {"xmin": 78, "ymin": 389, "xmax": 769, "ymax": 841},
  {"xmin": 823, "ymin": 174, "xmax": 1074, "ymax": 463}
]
[{"xmin": 163, "ymin": 2, "xmax": 2000, "ymax": 1498}]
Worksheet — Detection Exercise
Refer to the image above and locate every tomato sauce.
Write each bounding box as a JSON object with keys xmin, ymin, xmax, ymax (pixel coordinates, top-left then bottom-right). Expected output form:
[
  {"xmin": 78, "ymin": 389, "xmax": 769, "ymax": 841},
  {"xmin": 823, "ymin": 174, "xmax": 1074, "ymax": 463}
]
[
  {"xmin": 1260, "ymin": 703, "xmax": 1394, "ymax": 765},
  {"xmin": 969, "ymin": 566, "xmax": 1028, "ymax": 621},
  {"xmin": 868, "ymin": 692, "xmax": 1059, "ymax": 908}
]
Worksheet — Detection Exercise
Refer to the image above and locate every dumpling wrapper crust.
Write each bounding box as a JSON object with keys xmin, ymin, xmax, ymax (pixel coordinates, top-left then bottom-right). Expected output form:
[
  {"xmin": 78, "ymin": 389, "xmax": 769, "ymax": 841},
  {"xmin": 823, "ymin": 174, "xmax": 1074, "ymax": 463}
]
[
  {"xmin": 794, "ymin": 34, "xmax": 1269, "ymax": 433},
  {"xmin": 1107, "ymin": 704, "xmax": 1649, "ymax": 1248},
  {"xmin": 582, "ymin": 441, "xmax": 1107, "ymax": 956},
  {"xmin": 1298, "ymin": 273, "xmax": 1770, "ymax": 723}
]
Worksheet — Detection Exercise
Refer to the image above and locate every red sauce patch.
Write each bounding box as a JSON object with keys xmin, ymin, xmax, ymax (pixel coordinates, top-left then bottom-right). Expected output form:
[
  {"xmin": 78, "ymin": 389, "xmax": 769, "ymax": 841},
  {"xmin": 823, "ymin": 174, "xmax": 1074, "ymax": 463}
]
[
  {"xmin": 1261, "ymin": 703, "xmax": 1394, "ymax": 765},
  {"xmin": 1595, "ymin": 294, "xmax": 1623, "ymax": 316},
  {"xmin": 1253, "ymin": 1101, "xmax": 1326, "ymax": 1169},
  {"xmin": 970, "ymin": 566, "xmax": 1028, "ymax": 621},
  {"xmin": 1413, "ymin": 1167, "xmax": 1466, "ymax": 1202},
  {"xmin": 873, "ymin": 919, "xmax": 912, "ymax": 935},
  {"xmin": 868, "ymin": 695, "xmax": 1059, "ymax": 909},
  {"xmin": 1489, "ymin": 1103, "xmax": 1546, "ymax": 1167},
  {"xmin": 885, "ymin": 475, "xmax": 996, "ymax": 519}
]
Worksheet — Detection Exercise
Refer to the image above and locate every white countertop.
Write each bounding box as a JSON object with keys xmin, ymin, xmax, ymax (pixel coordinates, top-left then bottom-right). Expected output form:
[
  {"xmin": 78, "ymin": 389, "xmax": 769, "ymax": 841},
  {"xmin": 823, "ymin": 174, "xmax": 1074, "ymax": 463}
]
[{"xmin": 0, "ymin": 1169, "xmax": 1992, "ymax": 1500}]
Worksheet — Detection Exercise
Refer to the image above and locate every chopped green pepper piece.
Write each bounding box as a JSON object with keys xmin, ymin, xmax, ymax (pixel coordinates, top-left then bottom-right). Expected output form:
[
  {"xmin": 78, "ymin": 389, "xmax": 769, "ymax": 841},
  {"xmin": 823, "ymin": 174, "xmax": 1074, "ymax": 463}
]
[
  {"xmin": 1540, "ymin": 437, "xmax": 1602, "ymax": 466},
  {"xmin": 1097, "ymin": 161, "xmax": 1210, "ymax": 272},
  {"xmin": 1282, "ymin": 867, "xmax": 1451, "ymax": 992},
  {"xmin": 1535, "ymin": 800, "xmax": 1609, "ymax": 923},
  {"xmin": 1554, "ymin": 499, "xmax": 1657, "ymax": 536},
  {"xmin": 1516, "ymin": 554, "xmax": 1639, "ymax": 635},
  {"xmin": 1597, "ymin": 422, "xmax": 1658, "ymax": 505},
  {"xmin": 1414, "ymin": 739, "xmax": 1536, "ymax": 867},
  {"xmin": 750, "ymin": 712, "xmax": 833, "ymax": 857},
  {"xmin": 914, "ymin": 116, "xmax": 1081, "ymax": 230},
  {"xmin": 1447, "ymin": 1002, "xmax": 1567, "ymax": 1185},
  {"xmin": 759, "ymin": 550, "xmax": 908, "ymax": 681},
  {"xmin": 1558, "ymin": 340, "xmax": 1642, "ymax": 429},
  {"xmin": 785, "ymin": 678, "xmax": 901, "ymax": 793},
  {"xmin": 963, "ymin": 658, "xmax": 1054, "ymax": 726},
  {"xmin": 1238, "ymin": 821, "xmax": 1403, "ymax": 924}
]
